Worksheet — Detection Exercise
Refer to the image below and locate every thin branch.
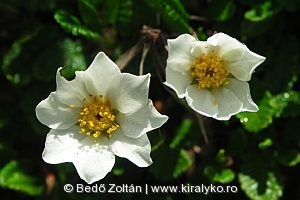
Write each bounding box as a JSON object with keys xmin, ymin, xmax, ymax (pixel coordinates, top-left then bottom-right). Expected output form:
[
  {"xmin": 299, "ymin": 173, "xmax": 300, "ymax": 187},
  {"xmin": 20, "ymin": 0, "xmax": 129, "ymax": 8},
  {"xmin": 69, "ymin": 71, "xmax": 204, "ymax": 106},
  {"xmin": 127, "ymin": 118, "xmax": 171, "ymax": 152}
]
[
  {"xmin": 195, "ymin": 113, "xmax": 209, "ymax": 145},
  {"xmin": 139, "ymin": 43, "xmax": 150, "ymax": 75}
]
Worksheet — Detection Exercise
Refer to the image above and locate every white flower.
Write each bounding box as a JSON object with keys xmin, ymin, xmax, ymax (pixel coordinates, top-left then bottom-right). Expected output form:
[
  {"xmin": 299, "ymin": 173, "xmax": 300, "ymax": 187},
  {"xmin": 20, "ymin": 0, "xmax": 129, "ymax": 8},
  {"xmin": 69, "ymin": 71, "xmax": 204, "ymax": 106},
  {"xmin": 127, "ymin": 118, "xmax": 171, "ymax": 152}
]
[
  {"xmin": 165, "ymin": 33, "xmax": 266, "ymax": 120},
  {"xmin": 36, "ymin": 52, "xmax": 168, "ymax": 184}
]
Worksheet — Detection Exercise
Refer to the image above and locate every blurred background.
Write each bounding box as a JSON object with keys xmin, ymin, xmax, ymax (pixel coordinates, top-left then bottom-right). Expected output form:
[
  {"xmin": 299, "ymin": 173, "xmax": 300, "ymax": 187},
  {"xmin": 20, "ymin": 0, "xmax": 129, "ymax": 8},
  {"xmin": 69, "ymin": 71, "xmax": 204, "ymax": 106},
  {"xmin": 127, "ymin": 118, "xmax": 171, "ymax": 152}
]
[{"xmin": 0, "ymin": 0, "xmax": 300, "ymax": 199}]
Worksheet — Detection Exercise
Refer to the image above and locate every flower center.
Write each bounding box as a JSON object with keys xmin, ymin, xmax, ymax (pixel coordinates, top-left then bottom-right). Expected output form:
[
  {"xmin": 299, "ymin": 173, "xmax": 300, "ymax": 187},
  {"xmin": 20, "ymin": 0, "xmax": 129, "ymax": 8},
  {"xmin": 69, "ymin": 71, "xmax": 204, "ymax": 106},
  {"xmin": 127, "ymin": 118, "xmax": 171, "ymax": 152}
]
[
  {"xmin": 71, "ymin": 95, "xmax": 119, "ymax": 140},
  {"xmin": 190, "ymin": 54, "xmax": 229, "ymax": 89}
]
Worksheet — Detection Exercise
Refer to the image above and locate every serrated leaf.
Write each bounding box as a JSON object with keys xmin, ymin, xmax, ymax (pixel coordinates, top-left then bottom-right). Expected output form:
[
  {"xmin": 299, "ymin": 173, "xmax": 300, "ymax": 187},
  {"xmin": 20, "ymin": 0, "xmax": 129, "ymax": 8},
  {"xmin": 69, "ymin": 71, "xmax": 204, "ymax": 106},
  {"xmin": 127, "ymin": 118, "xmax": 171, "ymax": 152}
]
[
  {"xmin": 33, "ymin": 38, "xmax": 86, "ymax": 81},
  {"xmin": 0, "ymin": 160, "xmax": 44, "ymax": 196},
  {"xmin": 237, "ymin": 90, "xmax": 300, "ymax": 132},
  {"xmin": 54, "ymin": 10, "xmax": 100, "ymax": 39},
  {"xmin": 58, "ymin": 39, "xmax": 86, "ymax": 79},
  {"xmin": 238, "ymin": 172, "xmax": 283, "ymax": 200},
  {"xmin": 238, "ymin": 153, "xmax": 283, "ymax": 200},
  {"xmin": 144, "ymin": 0, "xmax": 190, "ymax": 33},
  {"xmin": 204, "ymin": 166, "xmax": 235, "ymax": 184}
]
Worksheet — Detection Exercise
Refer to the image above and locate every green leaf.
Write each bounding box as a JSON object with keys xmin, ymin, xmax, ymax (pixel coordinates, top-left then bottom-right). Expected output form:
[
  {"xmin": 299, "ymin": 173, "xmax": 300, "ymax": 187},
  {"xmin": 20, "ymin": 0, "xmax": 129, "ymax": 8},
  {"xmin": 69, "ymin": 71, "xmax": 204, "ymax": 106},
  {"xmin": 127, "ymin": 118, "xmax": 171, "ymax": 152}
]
[
  {"xmin": 54, "ymin": 10, "xmax": 100, "ymax": 39},
  {"xmin": 33, "ymin": 38, "xmax": 86, "ymax": 81},
  {"xmin": 204, "ymin": 166, "xmax": 235, "ymax": 184},
  {"xmin": 237, "ymin": 90, "xmax": 300, "ymax": 132},
  {"xmin": 203, "ymin": 1, "xmax": 236, "ymax": 21},
  {"xmin": 58, "ymin": 39, "xmax": 87, "ymax": 80},
  {"xmin": 244, "ymin": 1, "xmax": 280, "ymax": 22},
  {"xmin": 78, "ymin": 0, "xmax": 102, "ymax": 31},
  {"xmin": 258, "ymin": 138, "xmax": 273, "ymax": 150},
  {"xmin": 274, "ymin": 149, "xmax": 300, "ymax": 167},
  {"xmin": 238, "ymin": 172, "xmax": 283, "ymax": 200},
  {"xmin": 0, "ymin": 160, "xmax": 44, "ymax": 196},
  {"xmin": 149, "ymin": 145, "xmax": 192, "ymax": 181},
  {"xmin": 174, "ymin": 149, "xmax": 193, "ymax": 178},
  {"xmin": 170, "ymin": 118, "xmax": 192, "ymax": 148},
  {"xmin": 143, "ymin": 0, "xmax": 190, "ymax": 33},
  {"xmin": 238, "ymin": 153, "xmax": 283, "ymax": 200}
]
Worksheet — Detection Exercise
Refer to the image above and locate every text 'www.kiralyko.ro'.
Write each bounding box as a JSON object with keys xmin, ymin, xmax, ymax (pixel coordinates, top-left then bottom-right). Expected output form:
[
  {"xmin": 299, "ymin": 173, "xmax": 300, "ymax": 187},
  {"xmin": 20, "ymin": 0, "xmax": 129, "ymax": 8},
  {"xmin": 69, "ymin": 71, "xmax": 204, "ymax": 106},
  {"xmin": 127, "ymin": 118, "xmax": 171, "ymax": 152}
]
[{"xmin": 64, "ymin": 183, "xmax": 238, "ymax": 195}]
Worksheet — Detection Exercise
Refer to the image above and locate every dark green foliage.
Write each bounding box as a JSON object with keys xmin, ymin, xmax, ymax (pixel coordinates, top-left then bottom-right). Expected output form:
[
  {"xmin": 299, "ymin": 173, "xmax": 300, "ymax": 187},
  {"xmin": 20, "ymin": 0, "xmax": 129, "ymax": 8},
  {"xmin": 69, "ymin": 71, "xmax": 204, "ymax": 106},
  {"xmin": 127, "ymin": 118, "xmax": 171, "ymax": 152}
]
[{"xmin": 0, "ymin": 0, "xmax": 299, "ymax": 199}]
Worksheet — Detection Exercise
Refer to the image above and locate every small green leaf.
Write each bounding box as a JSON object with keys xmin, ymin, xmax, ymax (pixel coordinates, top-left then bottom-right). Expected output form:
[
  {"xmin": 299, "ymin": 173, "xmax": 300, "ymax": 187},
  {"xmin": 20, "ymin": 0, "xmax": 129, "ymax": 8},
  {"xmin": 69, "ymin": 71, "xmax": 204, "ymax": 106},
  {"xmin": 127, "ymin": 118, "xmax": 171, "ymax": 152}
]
[
  {"xmin": 245, "ymin": 1, "xmax": 280, "ymax": 22},
  {"xmin": 204, "ymin": 166, "xmax": 235, "ymax": 184},
  {"xmin": 0, "ymin": 160, "xmax": 44, "ymax": 196},
  {"xmin": 170, "ymin": 118, "xmax": 192, "ymax": 148},
  {"xmin": 173, "ymin": 149, "xmax": 193, "ymax": 178},
  {"xmin": 238, "ymin": 153, "xmax": 283, "ymax": 200},
  {"xmin": 238, "ymin": 172, "xmax": 283, "ymax": 200},
  {"xmin": 258, "ymin": 138, "xmax": 273, "ymax": 150},
  {"xmin": 274, "ymin": 149, "xmax": 300, "ymax": 167},
  {"xmin": 54, "ymin": 10, "xmax": 100, "ymax": 39},
  {"xmin": 216, "ymin": 149, "xmax": 227, "ymax": 165}
]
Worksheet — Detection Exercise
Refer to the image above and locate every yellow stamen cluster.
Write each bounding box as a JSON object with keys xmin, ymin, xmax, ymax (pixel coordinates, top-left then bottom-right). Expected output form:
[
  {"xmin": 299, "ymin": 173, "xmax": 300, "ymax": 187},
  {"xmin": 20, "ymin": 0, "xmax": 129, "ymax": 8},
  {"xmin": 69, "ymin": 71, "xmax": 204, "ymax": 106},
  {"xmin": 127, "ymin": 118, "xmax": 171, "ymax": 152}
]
[
  {"xmin": 72, "ymin": 95, "xmax": 119, "ymax": 140},
  {"xmin": 190, "ymin": 53, "xmax": 229, "ymax": 89}
]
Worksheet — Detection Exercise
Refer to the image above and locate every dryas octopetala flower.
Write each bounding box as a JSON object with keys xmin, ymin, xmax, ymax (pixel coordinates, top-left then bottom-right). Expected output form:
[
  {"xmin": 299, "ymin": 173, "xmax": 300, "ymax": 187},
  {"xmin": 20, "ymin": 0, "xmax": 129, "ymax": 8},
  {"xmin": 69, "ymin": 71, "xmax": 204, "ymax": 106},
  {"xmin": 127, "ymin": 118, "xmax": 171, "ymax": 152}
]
[
  {"xmin": 164, "ymin": 33, "xmax": 266, "ymax": 120},
  {"xmin": 36, "ymin": 52, "xmax": 168, "ymax": 184}
]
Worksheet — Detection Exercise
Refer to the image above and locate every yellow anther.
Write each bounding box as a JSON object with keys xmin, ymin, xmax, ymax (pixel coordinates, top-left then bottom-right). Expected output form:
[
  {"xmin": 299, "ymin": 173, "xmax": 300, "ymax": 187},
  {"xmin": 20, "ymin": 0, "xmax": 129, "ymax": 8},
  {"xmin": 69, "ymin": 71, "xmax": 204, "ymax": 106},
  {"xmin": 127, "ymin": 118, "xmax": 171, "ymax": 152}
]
[
  {"xmin": 70, "ymin": 104, "xmax": 75, "ymax": 108},
  {"xmin": 190, "ymin": 53, "xmax": 229, "ymax": 89},
  {"xmin": 75, "ymin": 95, "xmax": 119, "ymax": 141}
]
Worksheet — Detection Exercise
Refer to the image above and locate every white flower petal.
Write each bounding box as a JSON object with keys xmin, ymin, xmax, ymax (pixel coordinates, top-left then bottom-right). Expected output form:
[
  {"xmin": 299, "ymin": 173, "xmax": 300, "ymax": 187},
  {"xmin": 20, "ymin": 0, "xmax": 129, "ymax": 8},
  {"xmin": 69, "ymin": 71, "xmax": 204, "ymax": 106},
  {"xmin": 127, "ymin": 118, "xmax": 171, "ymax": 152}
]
[
  {"xmin": 212, "ymin": 87, "xmax": 243, "ymax": 120},
  {"xmin": 164, "ymin": 67, "xmax": 193, "ymax": 98},
  {"xmin": 73, "ymin": 142, "xmax": 115, "ymax": 184},
  {"xmin": 36, "ymin": 92, "xmax": 79, "ymax": 129},
  {"xmin": 227, "ymin": 46, "xmax": 266, "ymax": 81},
  {"xmin": 84, "ymin": 52, "xmax": 121, "ymax": 96},
  {"xmin": 167, "ymin": 34, "xmax": 196, "ymax": 72},
  {"xmin": 224, "ymin": 78, "xmax": 258, "ymax": 112},
  {"xmin": 110, "ymin": 130, "xmax": 152, "ymax": 167},
  {"xmin": 191, "ymin": 41, "xmax": 217, "ymax": 57},
  {"xmin": 185, "ymin": 85, "xmax": 218, "ymax": 117},
  {"xmin": 42, "ymin": 126, "xmax": 115, "ymax": 184},
  {"xmin": 207, "ymin": 33, "xmax": 245, "ymax": 61},
  {"xmin": 55, "ymin": 69, "xmax": 88, "ymax": 107},
  {"xmin": 42, "ymin": 126, "xmax": 86, "ymax": 164},
  {"xmin": 108, "ymin": 73, "xmax": 150, "ymax": 114},
  {"xmin": 117, "ymin": 100, "xmax": 168, "ymax": 138}
]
